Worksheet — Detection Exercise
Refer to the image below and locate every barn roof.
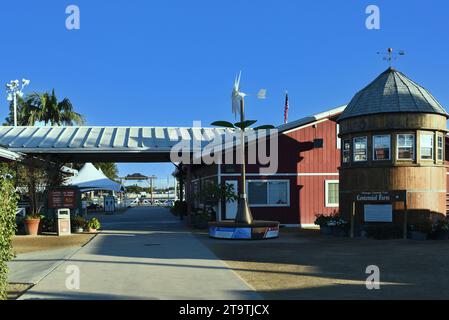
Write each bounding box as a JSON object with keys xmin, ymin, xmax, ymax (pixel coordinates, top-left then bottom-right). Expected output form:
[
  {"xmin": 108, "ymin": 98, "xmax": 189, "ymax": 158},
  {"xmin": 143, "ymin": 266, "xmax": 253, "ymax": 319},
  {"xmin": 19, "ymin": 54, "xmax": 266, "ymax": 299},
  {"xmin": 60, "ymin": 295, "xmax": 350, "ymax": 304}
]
[
  {"xmin": 278, "ymin": 105, "xmax": 346, "ymax": 133},
  {"xmin": 339, "ymin": 67, "xmax": 448, "ymax": 121}
]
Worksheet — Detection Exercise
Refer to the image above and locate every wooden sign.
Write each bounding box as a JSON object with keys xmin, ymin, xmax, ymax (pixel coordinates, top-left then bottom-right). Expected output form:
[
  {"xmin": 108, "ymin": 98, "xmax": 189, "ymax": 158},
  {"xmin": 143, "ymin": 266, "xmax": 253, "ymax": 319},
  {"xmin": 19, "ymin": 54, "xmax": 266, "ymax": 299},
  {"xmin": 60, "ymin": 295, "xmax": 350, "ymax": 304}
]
[
  {"xmin": 354, "ymin": 191, "xmax": 406, "ymax": 203},
  {"xmin": 48, "ymin": 189, "xmax": 78, "ymax": 209}
]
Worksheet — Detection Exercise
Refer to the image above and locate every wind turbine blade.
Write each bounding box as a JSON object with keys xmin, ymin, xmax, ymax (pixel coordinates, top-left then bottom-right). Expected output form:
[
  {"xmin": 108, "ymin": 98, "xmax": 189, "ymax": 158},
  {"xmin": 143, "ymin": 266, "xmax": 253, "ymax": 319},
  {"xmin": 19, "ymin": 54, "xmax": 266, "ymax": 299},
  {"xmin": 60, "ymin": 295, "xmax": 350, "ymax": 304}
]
[{"xmin": 235, "ymin": 71, "xmax": 242, "ymax": 91}]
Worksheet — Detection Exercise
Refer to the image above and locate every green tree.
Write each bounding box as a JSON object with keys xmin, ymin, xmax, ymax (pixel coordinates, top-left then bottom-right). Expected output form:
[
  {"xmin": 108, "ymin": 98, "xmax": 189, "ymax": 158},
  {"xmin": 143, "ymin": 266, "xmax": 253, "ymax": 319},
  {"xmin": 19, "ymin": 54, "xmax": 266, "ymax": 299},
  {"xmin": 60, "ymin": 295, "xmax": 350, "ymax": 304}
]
[
  {"xmin": 5, "ymin": 89, "xmax": 85, "ymax": 126},
  {"xmin": 0, "ymin": 173, "xmax": 19, "ymax": 299},
  {"xmin": 93, "ymin": 163, "xmax": 119, "ymax": 181}
]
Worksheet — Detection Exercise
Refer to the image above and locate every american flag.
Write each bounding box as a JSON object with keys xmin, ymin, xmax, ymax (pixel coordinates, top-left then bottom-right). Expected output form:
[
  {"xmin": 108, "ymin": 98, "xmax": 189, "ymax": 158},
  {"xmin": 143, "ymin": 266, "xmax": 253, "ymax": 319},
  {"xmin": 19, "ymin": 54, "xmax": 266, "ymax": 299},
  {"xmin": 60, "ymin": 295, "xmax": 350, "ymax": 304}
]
[{"xmin": 284, "ymin": 92, "xmax": 289, "ymax": 124}]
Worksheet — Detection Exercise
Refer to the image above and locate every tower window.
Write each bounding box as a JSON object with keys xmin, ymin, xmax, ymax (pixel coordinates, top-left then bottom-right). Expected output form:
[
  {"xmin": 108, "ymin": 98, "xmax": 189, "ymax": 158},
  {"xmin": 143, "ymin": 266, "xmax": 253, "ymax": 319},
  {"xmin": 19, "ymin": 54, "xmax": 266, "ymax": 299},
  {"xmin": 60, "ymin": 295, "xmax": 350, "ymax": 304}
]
[
  {"xmin": 437, "ymin": 135, "xmax": 444, "ymax": 161},
  {"xmin": 342, "ymin": 139, "xmax": 351, "ymax": 163},
  {"xmin": 420, "ymin": 133, "xmax": 434, "ymax": 160},
  {"xmin": 353, "ymin": 137, "xmax": 368, "ymax": 162},
  {"xmin": 373, "ymin": 135, "xmax": 391, "ymax": 161},
  {"xmin": 397, "ymin": 134, "xmax": 415, "ymax": 160}
]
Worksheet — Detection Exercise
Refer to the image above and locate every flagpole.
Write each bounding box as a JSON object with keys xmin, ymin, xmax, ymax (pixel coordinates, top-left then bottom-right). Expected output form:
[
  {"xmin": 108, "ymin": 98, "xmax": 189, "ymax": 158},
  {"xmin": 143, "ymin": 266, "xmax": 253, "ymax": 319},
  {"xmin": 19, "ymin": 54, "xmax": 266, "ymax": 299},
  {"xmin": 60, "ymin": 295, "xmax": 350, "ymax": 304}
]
[{"xmin": 284, "ymin": 91, "xmax": 289, "ymax": 124}]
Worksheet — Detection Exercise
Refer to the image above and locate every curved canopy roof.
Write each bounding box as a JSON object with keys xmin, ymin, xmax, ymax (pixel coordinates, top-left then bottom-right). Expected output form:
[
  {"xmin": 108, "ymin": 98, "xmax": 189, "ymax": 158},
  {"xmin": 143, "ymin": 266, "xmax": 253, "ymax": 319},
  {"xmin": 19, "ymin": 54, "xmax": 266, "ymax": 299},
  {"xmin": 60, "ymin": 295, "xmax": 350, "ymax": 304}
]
[
  {"xmin": 66, "ymin": 163, "xmax": 124, "ymax": 192},
  {"xmin": 339, "ymin": 68, "xmax": 448, "ymax": 121}
]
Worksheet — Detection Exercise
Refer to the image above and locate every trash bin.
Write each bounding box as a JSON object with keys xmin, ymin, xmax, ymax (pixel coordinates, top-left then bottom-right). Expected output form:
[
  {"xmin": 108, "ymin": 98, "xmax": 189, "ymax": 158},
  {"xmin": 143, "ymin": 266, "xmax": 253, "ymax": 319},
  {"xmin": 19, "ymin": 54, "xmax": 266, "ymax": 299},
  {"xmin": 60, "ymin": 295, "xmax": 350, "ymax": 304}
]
[
  {"xmin": 57, "ymin": 208, "xmax": 71, "ymax": 236},
  {"xmin": 104, "ymin": 196, "xmax": 115, "ymax": 214}
]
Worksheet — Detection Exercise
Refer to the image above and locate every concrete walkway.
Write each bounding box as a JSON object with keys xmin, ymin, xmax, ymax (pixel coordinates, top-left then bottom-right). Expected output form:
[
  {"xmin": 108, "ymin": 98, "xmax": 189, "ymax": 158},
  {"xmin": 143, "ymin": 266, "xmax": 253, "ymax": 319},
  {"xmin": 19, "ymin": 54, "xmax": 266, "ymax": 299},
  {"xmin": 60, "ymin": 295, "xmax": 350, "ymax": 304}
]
[
  {"xmin": 19, "ymin": 207, "xmax": 260, "ymax": 300},
  {"xmin": 8, "ymin": 247, "xmax": 80, "ymax": 285}
]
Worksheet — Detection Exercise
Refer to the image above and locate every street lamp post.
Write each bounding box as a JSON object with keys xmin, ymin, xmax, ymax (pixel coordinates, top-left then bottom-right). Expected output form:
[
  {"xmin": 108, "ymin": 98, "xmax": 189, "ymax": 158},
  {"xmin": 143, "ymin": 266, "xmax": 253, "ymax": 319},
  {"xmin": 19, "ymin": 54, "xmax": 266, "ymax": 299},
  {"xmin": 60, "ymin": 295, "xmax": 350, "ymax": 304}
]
[
  {"xmin": 149, "ymin": 175, "xmax": 157, "ymax": 204},
  {"xmin": 6, "ymin": 79, "xmax": 30, "ymax": 126}
]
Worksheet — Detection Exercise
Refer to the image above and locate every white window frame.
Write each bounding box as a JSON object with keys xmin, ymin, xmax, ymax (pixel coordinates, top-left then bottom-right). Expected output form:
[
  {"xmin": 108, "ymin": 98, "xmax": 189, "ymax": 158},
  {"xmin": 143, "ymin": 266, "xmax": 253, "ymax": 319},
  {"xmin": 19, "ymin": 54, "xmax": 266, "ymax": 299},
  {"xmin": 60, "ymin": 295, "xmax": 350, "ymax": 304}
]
[
  {"xmin": 437, "ymin": 134, "xmax": 444, "ymax": 162},
  {"xmin": 342, "ymin": 139, "xmax": 351, "ymax": 164},
  {"xmin": 372, "ymin": 135, "xmax": 391, "ymax": 161},
  {"xmin": 336, "ymin": 124, "xmax": 341, "ymax": 149},
  {"xmin": 325, "ymin": 180, "xmax": 339, "ymax": 208},
  {"xmin": 353, "ymin": 136, "xmax": 368, "ymax": 162},
  {"xmin": 397, "ymin": 134, "xmax": 415, "ymax": 161},
  {"xmin": 247, "ymin": 179, "xmax": 290, "ymax": 208},
  {"xmin": 420, "ymin": 132, "xmax": 434, "ymax": 161}
]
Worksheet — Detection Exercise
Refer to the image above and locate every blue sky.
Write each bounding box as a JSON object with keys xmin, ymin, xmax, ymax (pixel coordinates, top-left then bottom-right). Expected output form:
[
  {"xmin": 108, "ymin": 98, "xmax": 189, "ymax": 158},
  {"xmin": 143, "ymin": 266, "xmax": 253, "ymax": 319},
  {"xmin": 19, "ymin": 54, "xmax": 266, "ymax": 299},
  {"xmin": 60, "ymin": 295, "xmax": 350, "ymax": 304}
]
[{"xmin": 1, "ymin": 0, "xmax": 448, "ymax": 187}]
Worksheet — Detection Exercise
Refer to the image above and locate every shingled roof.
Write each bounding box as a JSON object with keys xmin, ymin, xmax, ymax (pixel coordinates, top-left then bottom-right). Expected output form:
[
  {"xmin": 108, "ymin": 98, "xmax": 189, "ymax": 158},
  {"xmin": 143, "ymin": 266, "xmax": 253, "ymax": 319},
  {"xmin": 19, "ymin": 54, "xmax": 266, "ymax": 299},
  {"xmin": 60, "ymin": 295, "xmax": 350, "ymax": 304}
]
[{"xmin": 338, "ymin": 68, "xmax": 448, "ymax": 121}]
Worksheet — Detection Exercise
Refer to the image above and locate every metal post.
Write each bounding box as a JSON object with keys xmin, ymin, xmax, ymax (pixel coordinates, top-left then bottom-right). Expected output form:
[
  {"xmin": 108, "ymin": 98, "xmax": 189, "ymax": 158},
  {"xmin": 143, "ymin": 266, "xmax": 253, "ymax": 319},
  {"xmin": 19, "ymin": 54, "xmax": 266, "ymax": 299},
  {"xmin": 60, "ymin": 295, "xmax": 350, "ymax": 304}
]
[
  {"xmin": 351, "ymin": 201, "xmax": 356, "ymax": 239},
  {"xmin": 217, "ymin": 162, "xmax": 222, "ymax": 222},
  {"xmin": 234, "ymin": 98, "xmax": 254, "ymax": 225},
  {"xmin": 13, "ymin": 93, "xmax": 17, "ymax": 126},
  {"xmin": 150, "ymin": 177, "xmax": 154, "ymax": 204},
  {"xmin": 403, "ymin": 201, "xmax": 408, "ymax": 240}
]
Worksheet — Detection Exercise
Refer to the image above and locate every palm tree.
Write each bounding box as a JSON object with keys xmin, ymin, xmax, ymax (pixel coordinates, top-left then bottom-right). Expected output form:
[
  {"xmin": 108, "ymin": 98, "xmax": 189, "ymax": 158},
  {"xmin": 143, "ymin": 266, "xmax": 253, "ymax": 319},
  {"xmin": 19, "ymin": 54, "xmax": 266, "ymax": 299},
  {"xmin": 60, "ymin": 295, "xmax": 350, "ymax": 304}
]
[
  {"xmin": 5, "ymin": 89, "xmax": 85, "ymax": 126},
  {"xmin": 25, "ymin": 89, "xmax": 85, "ymax": 126}
]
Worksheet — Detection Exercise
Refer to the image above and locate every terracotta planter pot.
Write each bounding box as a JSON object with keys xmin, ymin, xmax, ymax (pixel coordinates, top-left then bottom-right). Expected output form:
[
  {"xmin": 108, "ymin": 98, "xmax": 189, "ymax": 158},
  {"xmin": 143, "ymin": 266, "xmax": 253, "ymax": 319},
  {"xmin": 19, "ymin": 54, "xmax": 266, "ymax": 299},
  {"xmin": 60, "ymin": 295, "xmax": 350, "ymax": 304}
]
[
  {"xmin": 24, "ymin": 219, "xmax": 41, "ymax": 236},
  {"xmin": 88, "ymin": 228, "xmax": 97, "ymax": 233}
]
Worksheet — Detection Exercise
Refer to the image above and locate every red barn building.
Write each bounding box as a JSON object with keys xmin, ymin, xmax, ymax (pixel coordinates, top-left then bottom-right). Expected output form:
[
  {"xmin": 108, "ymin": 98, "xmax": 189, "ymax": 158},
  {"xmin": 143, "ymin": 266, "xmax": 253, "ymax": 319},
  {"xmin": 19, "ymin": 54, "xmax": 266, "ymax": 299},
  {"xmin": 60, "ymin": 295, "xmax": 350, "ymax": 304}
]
[{"xmin": 184, "ymin": 105, "xmax": 345, "ymax": 227}]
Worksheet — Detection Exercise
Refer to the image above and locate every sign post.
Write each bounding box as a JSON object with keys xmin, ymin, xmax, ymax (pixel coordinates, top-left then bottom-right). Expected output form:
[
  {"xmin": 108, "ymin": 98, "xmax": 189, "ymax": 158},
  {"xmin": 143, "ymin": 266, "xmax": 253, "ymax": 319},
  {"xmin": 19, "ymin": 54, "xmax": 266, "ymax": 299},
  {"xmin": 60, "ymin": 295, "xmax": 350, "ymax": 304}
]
[{"xmin": 350, "ymin": 202, "xmax": 356, "ymax": 239}]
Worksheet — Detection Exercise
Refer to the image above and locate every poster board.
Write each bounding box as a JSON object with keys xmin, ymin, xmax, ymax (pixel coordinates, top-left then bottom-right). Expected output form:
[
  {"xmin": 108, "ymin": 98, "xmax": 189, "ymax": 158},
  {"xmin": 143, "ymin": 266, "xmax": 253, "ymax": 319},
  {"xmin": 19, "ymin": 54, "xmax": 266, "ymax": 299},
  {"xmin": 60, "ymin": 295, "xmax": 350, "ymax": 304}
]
[{"xmin": 364, "ymin": 204, "xmax": 393, "ymax": 222}]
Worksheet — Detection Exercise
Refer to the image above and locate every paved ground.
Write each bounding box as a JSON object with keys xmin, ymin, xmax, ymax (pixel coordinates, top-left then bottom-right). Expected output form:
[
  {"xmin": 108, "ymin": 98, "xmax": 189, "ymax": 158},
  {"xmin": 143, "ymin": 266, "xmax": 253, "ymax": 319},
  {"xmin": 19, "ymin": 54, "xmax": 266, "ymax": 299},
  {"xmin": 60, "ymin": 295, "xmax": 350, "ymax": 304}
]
[
  {"xmin": 18, "ymin": 207, "xmax": 260, "ymax": 300},
  {"xmin": 198, "ymin": 229, "xmax": 449, "ymax": 300},
  {"xmin": 8, "ymin": 247, "xmax": 81, "ymax": 285}
]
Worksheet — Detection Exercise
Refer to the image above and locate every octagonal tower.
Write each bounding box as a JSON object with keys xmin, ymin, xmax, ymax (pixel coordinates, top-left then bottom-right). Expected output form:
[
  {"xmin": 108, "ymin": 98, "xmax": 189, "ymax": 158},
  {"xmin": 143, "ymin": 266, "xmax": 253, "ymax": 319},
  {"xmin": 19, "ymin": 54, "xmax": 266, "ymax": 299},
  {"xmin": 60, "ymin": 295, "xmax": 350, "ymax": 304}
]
[{"xmin": 337, "ymin": 67, "xmax": 448, "ymax": 228}]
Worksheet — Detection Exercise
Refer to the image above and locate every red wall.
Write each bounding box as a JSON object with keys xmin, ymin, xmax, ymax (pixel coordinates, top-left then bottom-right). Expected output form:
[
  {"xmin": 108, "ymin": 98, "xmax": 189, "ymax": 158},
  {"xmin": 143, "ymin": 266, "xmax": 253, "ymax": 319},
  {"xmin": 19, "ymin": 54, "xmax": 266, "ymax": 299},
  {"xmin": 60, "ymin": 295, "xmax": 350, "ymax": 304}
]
[
  {"xmin": 188, "ymin": 116, "xmax": 342, "ymax": 225},
  {"xmin": 221, "ymin": 175, "xmax": 300, "ymax": 224}
]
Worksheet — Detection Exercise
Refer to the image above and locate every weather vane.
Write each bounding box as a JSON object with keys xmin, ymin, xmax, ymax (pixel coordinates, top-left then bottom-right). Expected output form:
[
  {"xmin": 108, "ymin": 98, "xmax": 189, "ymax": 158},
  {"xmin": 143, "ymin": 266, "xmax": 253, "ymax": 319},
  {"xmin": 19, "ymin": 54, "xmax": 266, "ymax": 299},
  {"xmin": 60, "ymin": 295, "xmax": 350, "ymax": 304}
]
[{"xmin": 377, "ymin": 48, "xmax": 405, "ymax": 67}]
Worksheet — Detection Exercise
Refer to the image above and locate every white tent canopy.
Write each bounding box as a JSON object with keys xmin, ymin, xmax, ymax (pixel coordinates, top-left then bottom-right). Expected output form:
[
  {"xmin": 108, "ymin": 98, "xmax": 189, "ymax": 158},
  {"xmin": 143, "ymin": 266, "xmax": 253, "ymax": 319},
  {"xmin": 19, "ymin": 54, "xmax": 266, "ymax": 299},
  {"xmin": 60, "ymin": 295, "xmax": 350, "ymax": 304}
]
[{"xmin": 66, "ymin": 163, "xmax": 124, "ymax": 192}]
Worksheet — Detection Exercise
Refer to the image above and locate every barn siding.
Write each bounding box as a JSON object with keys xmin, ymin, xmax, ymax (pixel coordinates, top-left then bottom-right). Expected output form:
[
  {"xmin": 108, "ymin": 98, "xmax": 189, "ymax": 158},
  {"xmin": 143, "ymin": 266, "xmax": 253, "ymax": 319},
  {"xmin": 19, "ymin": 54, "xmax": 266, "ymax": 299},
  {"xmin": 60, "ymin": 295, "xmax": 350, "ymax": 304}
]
[{"xmin": 186, "ymin": 115, "xmax": 342, "ymax": 226}]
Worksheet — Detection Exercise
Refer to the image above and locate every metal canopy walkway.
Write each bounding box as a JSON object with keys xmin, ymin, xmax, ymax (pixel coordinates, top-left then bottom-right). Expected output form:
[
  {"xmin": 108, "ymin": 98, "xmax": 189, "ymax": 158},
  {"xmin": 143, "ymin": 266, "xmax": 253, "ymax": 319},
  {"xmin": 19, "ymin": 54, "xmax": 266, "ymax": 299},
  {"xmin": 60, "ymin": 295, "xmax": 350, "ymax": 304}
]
[{"xmin": 0, "ymin": 126, "xmax": 229, "ymax": 162}]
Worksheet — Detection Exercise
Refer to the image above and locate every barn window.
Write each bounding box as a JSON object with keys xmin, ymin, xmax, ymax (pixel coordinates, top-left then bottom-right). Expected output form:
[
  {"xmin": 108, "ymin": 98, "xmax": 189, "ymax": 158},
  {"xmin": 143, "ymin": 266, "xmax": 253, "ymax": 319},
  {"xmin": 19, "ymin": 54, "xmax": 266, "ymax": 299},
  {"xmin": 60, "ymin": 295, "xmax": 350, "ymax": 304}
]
[
  {"xmin": 420, "ymin": 133, "xmax": 434, "ymax": 160},
  {"xmin": 325, "ymin": 180, "xmax": 339, "ymax": 207},
  {"xmin": 342, "ymin": 140, "xmax": 351, "ymax": 163},
  {"xmin": 247, "ymin": 180, "xmax": 289, "ymax": 207},
  {"xmin": 437, "ymin": 135, "xmax": 444, "ymax": 161},
  {"xmin": 353, "ymin": 137, "xmax": 368, "ymax": 162},
  {"xmin": 397, "ymin": 134, "xmax": 415, "ymax": 160},
  {"xmin": 373, "ymin": 135, "xmax": 391, "ymax": 161}
]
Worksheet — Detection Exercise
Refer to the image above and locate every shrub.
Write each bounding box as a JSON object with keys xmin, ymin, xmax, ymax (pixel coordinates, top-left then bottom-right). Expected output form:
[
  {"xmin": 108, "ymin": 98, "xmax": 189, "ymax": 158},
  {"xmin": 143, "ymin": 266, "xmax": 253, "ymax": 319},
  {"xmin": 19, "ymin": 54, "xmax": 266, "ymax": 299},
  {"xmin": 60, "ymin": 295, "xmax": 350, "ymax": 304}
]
[
  {"xmin": 410, "ymin": 221, "xmax": 432, "ymax": 234},
  {"xmin": 40, "ymin": 216, "xmax": 56, "ymax": 233},
  {"xmin": 0, "ymin": 175, "xmax": 19, "ymax": 299},
  {"xmin": 71, "ymin": 216, "xmax": 86, "ymax": 229},
  {"xmin": 432, "ymin": 219, "xmax": 449, "ymax": 233},
  {"xmin": 86, "ymin": 218, "xmax": 101, "ymax": 230},
  {"xmin": 314, "ymin": 214, "xmax": 332, "ymax": 227}
]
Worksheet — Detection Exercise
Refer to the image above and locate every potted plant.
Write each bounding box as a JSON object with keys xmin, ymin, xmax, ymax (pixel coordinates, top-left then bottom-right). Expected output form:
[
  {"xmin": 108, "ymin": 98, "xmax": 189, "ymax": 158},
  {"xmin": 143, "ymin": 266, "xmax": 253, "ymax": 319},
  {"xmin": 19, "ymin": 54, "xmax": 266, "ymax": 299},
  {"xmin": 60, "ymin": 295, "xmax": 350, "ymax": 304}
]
[
  {"xmin": 409, "ymin": 221, "xmax": 432, "ymax": 241},
  {"xmin": 24, "ymin": 214, "xmax": 41, "ymax": 236},
  {"xmin": 72, "ymin": 215, "xmax": 86, "ymax": 233},
  {"xmin": 86, "ymin": 217, "xmax": 101, "ymax": 233},
  {"xmin": 39, "ymin": 215, "xmax": 56, "ymax": 233},
  {"xmin": 314, "ymin": 214, "xmax": 333, "ymax": 235},
  {"xmin": 193, "ymin": 210, "xmax": 212, "ymax": 229},
  {"xmin": 331, "ymin": 217, "xmax": 349, "ymax": 237},
  {"xmin": 432, "ymin": 219, "xmax": 449, "ymax": 240}
]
